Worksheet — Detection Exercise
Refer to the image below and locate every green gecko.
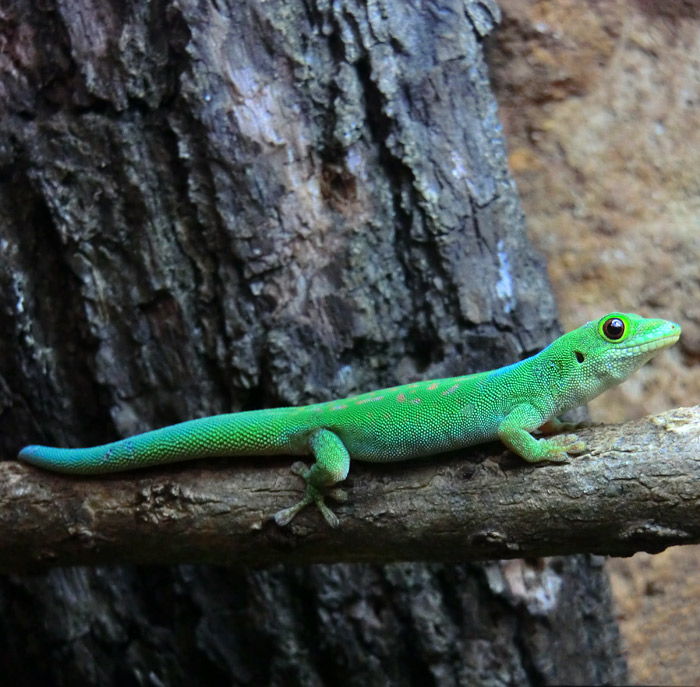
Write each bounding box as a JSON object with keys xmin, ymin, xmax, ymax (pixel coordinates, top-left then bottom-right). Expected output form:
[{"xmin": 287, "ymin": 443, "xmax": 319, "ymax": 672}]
[{"xmin": 18, "ymin": 312, "xmax": 680, "ymax": 527}]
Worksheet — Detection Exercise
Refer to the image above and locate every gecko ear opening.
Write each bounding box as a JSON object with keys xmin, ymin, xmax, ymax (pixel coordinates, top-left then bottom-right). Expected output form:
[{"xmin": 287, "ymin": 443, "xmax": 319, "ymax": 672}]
[{"xmin": 574, "ymin": 351, "xmax": 585, "ymax": 363}]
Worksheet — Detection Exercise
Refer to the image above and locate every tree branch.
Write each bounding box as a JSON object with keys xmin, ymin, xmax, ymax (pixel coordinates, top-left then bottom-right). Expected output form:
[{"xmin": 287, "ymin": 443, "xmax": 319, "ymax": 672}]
[{"xmin": 2, "ymin": 406, "xmax": 699, "ymax": 571}]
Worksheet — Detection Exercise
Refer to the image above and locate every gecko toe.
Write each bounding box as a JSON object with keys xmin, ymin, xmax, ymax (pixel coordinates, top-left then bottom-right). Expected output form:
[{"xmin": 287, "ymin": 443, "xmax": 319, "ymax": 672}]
[{"xmin": 290, "ymin": 461, "xmax": 310, "ymax": 477}]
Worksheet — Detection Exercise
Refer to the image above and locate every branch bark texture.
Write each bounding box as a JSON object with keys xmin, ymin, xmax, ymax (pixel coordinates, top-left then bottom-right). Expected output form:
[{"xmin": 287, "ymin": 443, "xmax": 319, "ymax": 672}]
[{"xmin": 3, "ymin": 407, "xmax": 697, "ymax": 572}]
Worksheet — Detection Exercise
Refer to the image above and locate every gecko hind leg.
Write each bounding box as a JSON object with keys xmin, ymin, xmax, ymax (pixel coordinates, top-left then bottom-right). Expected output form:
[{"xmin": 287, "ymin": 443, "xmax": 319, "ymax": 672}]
[{"xmin": 273, "ymin": 429, "xmax": 351, "ymax": 528}]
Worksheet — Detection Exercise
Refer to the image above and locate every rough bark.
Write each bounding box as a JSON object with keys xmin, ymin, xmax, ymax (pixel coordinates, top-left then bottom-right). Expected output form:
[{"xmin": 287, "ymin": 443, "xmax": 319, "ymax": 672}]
[
  {"xmin": 0, "ymin": 0, "xmax": 626, "ymax": 684},
  {"xmin": 2, "ymin": 407, "xmax": 699, "ymax": 571}
]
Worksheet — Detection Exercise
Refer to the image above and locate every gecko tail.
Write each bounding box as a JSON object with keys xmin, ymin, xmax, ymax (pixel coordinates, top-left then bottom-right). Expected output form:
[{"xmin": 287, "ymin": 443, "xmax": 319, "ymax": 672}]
[
  {"xmin": 17, "ymin": 409, "xmax": 307, "ymax": 475},
  {"xmin": 17, "ymin": 440, "xmax": 180, "ymax": 474}
]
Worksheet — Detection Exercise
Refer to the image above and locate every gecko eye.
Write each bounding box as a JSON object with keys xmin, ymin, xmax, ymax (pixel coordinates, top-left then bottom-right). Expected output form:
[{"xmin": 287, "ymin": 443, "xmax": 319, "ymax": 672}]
[{"xmin": 602, "ymin": 317, "xmax": 625, "ymax": 340}]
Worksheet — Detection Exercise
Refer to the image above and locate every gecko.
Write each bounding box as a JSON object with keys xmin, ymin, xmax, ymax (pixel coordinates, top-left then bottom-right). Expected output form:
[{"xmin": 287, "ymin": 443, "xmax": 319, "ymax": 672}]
[{"xmin": 18, "ymin": 312, "xmax": 680, "ymax": 527}]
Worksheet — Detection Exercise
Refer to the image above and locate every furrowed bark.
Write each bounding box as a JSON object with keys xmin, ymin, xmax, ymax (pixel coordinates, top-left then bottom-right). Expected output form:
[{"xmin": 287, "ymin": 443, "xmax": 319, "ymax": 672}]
[{"xmin": 0, "ymin": 0, "xmax": 627, "ymax": 683}]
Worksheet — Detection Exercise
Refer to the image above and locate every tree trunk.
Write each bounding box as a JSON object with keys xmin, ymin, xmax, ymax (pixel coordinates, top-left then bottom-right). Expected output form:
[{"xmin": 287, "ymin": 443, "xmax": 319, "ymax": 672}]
[{"xmin": 0, "ymin": 0, "xmax": 626, "ymax": 684}]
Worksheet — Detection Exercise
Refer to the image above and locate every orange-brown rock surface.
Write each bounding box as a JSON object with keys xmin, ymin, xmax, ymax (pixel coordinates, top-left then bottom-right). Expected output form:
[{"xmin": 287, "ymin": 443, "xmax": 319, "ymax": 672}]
[{"xmin": 490, "ymin": 1, "xmax": 700, "ymax": 682}]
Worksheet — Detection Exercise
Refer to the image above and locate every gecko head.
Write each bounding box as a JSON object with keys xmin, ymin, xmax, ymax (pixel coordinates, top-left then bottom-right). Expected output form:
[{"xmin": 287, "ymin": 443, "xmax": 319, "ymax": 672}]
[
  {"xmin": 562, "ymin": 312, "xmax": 680, "ymax": 390},
  {"xmin": 542, "ymin": 312, "xmax": 680, "ymax": 407}
]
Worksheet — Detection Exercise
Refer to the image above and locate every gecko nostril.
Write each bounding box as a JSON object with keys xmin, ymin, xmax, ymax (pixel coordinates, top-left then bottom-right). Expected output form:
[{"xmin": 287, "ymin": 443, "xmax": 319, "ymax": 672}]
[{"xmin": 575, "ymin": 351, "xmax": 585, "ymax": 363}]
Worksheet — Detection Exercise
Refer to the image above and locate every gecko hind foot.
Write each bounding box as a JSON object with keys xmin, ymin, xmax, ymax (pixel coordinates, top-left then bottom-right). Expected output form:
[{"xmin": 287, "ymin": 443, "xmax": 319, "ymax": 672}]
[
  {"xmin": 273, "ymin": 492, "xmax": 315, "ymax": 527},
  {"xmin": 273, "ymin": 482, "xmax": 346, "ymax": 528}
]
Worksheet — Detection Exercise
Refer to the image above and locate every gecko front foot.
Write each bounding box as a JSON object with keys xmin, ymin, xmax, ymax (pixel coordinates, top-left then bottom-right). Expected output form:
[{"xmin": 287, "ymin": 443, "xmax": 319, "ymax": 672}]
[{"xmin": 536, "ymin": 433, "xmax": 586, "ymax": 462}]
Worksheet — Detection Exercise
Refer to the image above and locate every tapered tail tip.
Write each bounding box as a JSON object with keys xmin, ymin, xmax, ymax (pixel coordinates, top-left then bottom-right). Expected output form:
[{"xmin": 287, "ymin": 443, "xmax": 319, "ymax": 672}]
[{"xmin": 17, "ymin": 445, "xmax": 41, "ymax": 463}]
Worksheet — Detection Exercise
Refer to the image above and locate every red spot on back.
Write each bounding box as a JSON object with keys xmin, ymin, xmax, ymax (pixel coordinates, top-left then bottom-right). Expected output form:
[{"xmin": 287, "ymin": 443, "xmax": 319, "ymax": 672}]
[{"xmin": 356, "ymin": 395, "xmax": 383, "ymax": 406}]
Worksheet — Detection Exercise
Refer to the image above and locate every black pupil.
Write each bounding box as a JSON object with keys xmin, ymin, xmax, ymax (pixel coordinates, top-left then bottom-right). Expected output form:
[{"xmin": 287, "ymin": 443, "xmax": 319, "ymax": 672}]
[{"xmin": 603, "ymin": 317, "xmax": 625, "ymax": 340}]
